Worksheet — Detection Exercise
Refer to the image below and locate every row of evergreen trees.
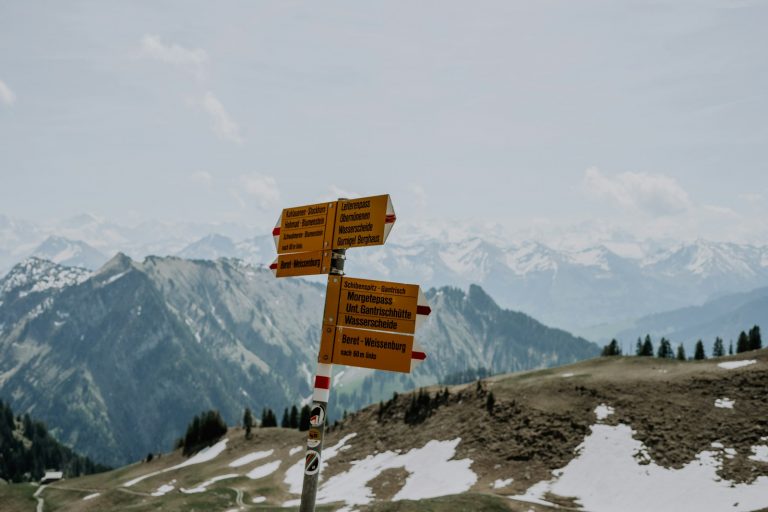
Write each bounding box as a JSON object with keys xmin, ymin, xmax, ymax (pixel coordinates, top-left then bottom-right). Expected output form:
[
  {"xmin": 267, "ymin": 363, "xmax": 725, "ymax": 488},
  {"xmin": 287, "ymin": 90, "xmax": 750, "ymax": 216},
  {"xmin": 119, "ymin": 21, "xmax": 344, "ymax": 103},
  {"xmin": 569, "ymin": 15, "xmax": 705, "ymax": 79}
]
[
  {"xmin": 176, "ymin": 410, "xmax": 228, "ymax": 456},
  {"xmin": 0, "ymin": 399, "xmax": 109, "ymax": 482},
  {"xmin": 242, "ymin": 404, "xmax": 313, "ymax": 438},
  {"xmin": 601, "ymin": 325, "xmax": 762, "ymax": 360}
]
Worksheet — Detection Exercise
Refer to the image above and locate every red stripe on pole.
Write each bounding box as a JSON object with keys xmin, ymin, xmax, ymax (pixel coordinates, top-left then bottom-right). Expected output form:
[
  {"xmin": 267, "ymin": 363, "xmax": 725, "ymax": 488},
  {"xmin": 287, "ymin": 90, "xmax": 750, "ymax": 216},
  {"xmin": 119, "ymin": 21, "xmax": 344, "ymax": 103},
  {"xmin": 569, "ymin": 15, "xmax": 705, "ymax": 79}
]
[
  {"xmin": 272, "ymin": 227, "xmax": 281, "ymax": 236},
  {"xmin": 314, "ymin": 375, "xmax": 331, "ymax": 389},
  {"xmin": 385, "ymin": 214, "xmax": 396, "ymax": 224},
  {"xmin": 416, "ymin": 305, "xmax": 431, "ymax": 316},
  {"xmin": 412, "ymin": 351, "xmax": 427, "ymax": 361}
]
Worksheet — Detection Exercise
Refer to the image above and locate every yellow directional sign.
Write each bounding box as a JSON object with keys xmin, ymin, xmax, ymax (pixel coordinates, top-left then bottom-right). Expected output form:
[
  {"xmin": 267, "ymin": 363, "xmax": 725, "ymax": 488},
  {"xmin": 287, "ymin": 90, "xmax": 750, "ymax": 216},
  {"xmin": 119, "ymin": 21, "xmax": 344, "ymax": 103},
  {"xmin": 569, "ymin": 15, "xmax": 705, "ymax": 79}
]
[
  {"xmin": 275, "ymin": 201, "xmax": 336, "ymax": 255},
  {"xmin": 332, "ymin": 195, "xmax": 395, "ymax": 250},
  {"xmin": 338, "ymin": 276, "xmax": 418, "ymax": 335},
  {"xmin": 317, "ymin": 275, "xmax": 429, "ymax": 373},
  {"xmin": 332, "ymin": 327, "xmax": 414, "ymax": 373},
  {"xmin": 271, "ymin": 251, "xmax": 332, "ymax": 278}
]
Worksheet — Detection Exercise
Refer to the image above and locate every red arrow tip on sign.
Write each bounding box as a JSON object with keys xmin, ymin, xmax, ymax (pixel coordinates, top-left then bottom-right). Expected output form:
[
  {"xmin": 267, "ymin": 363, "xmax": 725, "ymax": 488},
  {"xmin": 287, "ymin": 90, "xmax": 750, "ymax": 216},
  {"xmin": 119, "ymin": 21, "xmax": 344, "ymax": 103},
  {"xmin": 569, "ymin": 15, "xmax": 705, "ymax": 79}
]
[
  {"xmin": 412, "ymin": 351, "xmax": 427, "ymax": 361},
  {"xmin": 269, "ymin": 262, "xmax": 277, "ymax": 270},
  {"xmin": 385, "ymin": 214, "xmax": 396, "ymax": 224},
  {"xmin": 272, "ymin": 227, "xmax": 281, "ymax": 236},
  {"xmin": 416, "ymin": 305, "xmax": 431, "ymax": 316}
]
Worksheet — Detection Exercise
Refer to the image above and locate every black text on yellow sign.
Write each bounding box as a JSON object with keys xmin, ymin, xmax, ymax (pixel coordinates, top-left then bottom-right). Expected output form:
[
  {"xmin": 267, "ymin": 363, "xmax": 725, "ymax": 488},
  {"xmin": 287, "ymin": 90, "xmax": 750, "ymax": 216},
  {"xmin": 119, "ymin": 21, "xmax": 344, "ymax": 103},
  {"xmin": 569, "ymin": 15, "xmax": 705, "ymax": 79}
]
[
  {"xmin": 332, "ymin": 327, "xmax": 414, "ymax": 373},
  {"xmin": 333, "ymin": 195, "xmax": 393, "ymax": 250},
  {"xmin": 277, "ymin": 201, "xmax": 336, "ymax": 254},
  {"xmin": 274, "ymin": 251, "xmax": 333, "ymax": 278},
  {"xmin": 337, "ymin": 277, "xmax": 418, "ymax": 335},
  {"xmin": 318, "ymin": 275, "xmax": 421, "ymax": 373}
]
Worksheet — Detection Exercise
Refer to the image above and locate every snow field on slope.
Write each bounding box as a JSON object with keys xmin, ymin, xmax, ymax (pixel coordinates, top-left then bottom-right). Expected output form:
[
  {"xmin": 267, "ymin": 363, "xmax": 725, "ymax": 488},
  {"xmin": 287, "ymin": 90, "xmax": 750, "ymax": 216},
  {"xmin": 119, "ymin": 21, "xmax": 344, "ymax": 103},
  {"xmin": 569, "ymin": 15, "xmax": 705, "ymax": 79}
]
[
  {"xmin": 513, "ymin": 408, "xmax": 768, "ymax": 512},
  {"xmin": 714, "ymin": 398, "xmax": 735, "ymax": 409},
  {"xmin": 246, "ymin": 460, "xmax": 281, "ymax": 480},
  {"xmin": 229, "ymin": 449, "xmax": 274, "ymax": 467},
  {"xmin": 718, "ymin": 360, "xmax": 757, "ymax": 370},
  {"xmin": 283, "ymin": 435, "xmax": 477, "ymax": 509},
  {"xmin": 123, "ymin": 439, "xmax": 229, "ymax": 487},
  {"xmin": 181, "ymin": 473, "xmax": 239, "ymax": 494}
]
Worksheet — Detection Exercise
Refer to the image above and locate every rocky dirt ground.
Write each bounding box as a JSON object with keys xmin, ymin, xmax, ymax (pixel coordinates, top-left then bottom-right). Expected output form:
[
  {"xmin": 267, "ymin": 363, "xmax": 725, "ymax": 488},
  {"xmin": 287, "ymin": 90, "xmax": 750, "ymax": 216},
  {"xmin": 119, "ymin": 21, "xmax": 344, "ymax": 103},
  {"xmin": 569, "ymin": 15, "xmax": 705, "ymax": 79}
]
[{"xmin": 1, "ymin": 349, "xmax": 766, "ymax": 511}]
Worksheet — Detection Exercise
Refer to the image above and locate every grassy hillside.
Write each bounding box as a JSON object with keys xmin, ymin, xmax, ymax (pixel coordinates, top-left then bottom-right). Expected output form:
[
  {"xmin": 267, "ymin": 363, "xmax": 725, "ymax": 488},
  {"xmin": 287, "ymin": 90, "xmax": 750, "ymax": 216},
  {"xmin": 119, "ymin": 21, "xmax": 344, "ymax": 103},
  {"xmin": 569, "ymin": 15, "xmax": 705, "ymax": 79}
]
[{"xmin": 2, "ymin": 350, "xmax": 767, "ymax": 511}]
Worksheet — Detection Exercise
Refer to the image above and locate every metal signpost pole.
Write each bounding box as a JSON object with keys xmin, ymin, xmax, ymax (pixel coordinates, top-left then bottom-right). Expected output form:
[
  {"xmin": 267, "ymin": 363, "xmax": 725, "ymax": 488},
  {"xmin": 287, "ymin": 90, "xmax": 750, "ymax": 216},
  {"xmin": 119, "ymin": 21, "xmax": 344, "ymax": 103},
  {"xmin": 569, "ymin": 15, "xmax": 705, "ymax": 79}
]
[{"xmin": 299, "ymin": 248, "xmax": 345, "ymax": 512}]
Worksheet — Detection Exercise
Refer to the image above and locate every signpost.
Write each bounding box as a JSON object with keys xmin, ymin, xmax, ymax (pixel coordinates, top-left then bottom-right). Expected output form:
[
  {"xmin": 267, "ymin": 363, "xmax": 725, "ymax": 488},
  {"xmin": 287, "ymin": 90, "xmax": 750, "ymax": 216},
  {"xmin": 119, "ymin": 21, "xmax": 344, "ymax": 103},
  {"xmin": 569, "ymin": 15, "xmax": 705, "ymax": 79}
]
[{"xmin": 270, "ymin": 194, "xmax": 430, "ymax": 512}]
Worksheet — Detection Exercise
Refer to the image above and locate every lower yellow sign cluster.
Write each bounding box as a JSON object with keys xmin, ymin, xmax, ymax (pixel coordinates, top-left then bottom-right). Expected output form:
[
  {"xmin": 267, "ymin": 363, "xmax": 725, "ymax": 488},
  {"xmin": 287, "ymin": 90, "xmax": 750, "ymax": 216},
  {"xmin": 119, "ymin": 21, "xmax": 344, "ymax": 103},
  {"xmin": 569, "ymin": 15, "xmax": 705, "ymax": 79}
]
[{"xmin": 318, "ymin": 275, "xmax": 422, "ymax": 373}]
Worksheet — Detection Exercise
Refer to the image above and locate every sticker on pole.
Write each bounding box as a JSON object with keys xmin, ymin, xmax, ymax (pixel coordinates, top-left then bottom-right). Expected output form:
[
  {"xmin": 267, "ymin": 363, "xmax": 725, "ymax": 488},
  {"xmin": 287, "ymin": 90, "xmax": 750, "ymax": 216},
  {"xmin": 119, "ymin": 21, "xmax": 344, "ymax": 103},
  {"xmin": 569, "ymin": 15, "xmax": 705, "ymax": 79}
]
[
  {"xmin": 304, "ymin": 450, "xmax": 321, "ymax": 475},
  {"xmin": 307, "ymin": 428, "xmax": 322, "ymax": 448},
  {"xmin": 309, "ymin": 405, "xmax": 326, "ymax": 427}
]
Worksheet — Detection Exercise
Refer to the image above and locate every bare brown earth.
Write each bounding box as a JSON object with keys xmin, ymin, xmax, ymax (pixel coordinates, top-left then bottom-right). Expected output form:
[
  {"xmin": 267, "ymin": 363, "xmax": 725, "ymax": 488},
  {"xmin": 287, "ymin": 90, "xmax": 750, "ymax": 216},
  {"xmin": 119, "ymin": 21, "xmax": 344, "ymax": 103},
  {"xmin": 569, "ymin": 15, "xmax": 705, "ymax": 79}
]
[
  {"xmin": 325, "ymin": 348, "xmax": 768, "ymax": 497},
  {"xmin": 1, "ymin": 349, "xmax": 766, "ymax": 511}
]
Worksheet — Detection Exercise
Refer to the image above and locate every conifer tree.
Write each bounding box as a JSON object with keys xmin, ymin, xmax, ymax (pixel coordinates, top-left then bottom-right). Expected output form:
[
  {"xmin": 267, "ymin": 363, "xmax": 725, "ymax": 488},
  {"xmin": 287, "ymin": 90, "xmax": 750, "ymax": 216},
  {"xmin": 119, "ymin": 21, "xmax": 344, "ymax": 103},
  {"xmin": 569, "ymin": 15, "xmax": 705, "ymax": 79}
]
[
  {"xmin": 243, "ymin": 408, "xmax": 253, "ymax": 439},
  {"xmin": 712, "ymin": 337, "xmax": 724, "ymax": 357},
  {"xmin": 602, "ymin": 339, "xmax": 621, "ymax": 356},
  {"xmin": 281, "ymin": 408, "xmax": 290, "ymax": 428},
  {"xmin": 657, "ymin": 338, "xmax": 673, "ymax": 358},
  {"xmin": 486, "ymin": 391, "xmax": 496, "ymax": 414},
  {"xmin": 289, "ymin": 405, "xmax": 299, "ymax": 429},
  {"xmin": 299, "ymin": 405, "xmax": 311, "ymax": 431},
  {"xmin": 640, "ymin": 335, "xmax": 654, "ymax": 357},
  {"xmin": 676, "ymin": 344, "xmax": 686, "ymax": 361},
  {"xmin": 729, "ymin": 340, "xmax": 734, "ymax": 355},
  {"xmin": 737, "ymin": 331, "xmax": 749, "ymax": 353},
  {"xmin": 261, "ymin": 408, "xmax": 277, "ymax": 428},
  {"xmin": 635, "ymin": 337, "xmax": 643, "ymax": 356},
  {"xmin": 748, "ymin": 325, "xmax": 762, "ymax": 351},
  {"xmin": 694, "ymin": 340, "xmax": 706, "ymax": 360}
]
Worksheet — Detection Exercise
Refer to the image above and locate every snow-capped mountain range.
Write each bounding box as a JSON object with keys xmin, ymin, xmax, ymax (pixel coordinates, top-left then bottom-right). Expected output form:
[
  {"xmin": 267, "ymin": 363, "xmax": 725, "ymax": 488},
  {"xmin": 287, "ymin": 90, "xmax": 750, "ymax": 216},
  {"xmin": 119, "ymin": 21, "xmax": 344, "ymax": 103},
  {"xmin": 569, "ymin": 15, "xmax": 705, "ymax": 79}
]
[
  {"xmin": 0, "ymin": 255, "xmax": 596, "ymax": 466},
  {"xmin": 2, "ymin": 213, "xmax": 768, "ymax": 334}
]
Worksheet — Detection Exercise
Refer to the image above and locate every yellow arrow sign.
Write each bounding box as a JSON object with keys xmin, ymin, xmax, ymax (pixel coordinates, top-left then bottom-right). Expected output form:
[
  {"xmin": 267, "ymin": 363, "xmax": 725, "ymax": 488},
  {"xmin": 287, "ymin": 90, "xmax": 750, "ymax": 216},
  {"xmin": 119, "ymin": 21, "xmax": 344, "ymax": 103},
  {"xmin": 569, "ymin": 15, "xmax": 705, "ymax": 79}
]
[
  {"xmin": 274, "ymin": 201, "xmax": 336, "ymax": 255},
  {"xmin": 317, "ymin": 275, "xmax": 430, "ymax": 373},
  {"xmin": 270, "ymin": 251, "xmax": 333, "ymax": 278},
  {"xmin": 332, "ymin": 195, "xmax": 396, "ymax": 250}
]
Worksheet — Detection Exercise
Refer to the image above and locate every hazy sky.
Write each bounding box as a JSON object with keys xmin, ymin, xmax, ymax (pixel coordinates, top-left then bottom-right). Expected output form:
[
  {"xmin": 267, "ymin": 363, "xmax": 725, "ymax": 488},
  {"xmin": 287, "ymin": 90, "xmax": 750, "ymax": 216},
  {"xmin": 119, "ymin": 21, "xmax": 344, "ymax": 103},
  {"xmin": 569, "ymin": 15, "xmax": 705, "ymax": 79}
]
[{"xmin": 1, "ymin": 1, "xmax": 767, "ymax": 243}]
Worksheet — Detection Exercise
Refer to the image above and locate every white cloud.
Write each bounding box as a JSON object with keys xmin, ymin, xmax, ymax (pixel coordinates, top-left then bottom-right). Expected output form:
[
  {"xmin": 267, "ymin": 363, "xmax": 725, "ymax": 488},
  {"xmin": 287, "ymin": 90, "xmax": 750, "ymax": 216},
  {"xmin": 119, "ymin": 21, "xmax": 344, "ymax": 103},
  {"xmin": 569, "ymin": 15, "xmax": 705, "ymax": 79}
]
[
  {"xmin": 201, "ymin": 92, "xmax": 243, "ymax": 144},
  {"xmin": 0, "ymin": 79, "xmax": 16, "ymax": 106},
  {"xmin": 239, "ymin": 173, "xmax": 280, "ymax": 210},
  {"xmin": 583, "ymin": 167, "xmax": 691, "ymax": 216},
  {"xmin": 190, "ymin": 171, "xmax": 212, "ymax": 186},
  {"xmin": 140, "ymin": 35, "xmax": 208, "ymax": 79},
  {"xmin": 323, "ymin": 185, "xmax": 361, "ymax": 202},
  {"xmin": 739, "ymin": 192, "xmax": 764, "ymax": 204},
  {"xmin": 408, "ymin": 183, "xmax": 428, "ymax": 211}
]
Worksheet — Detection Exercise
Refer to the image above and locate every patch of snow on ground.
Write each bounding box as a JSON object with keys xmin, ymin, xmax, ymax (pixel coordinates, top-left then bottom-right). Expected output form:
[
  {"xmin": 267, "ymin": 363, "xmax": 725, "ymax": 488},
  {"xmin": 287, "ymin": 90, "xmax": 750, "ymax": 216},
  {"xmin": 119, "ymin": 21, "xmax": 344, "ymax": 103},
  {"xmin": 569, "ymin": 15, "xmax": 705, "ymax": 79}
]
[
  {"xmin": 561, "ymin": 373, "xmax": 574, "ymax": 378},
  {"xmin": 123, "ymin": 439, "xmax": 229, "ymax": 487},
  {"xmin": 229, "ymin": 449, "xmax": 274, "ymax": 467},
  {"xmin": 252, "ymin": 496, "xmax": 267, "ymax": 503},
  {"xmin": 718, "ymin": 360, "xmax": 757, "ymax": 370},
  {"xmin": 82, "ymin": 493, "xmax": 100, "ymax": 500},
  {"xmin": 247, "ymin": 460, "xmax": 281, "ymax": 480},
  {"xmin": 493, "ymin": 478, "xmax": 514, "ymax": 489},
  {"xmin": 595, "ymin": 404, "xmax": 614, "ymax": 421},
  {"xmin": 151, "ymin": 482, "xmax": 175, "ymax": 496},
  {"xmin": 180, "ymin": 474, "xmax": 239, "ymax": 494},
  {"xmin": 284, "ymin": 433, "xmax": 358, "ymax": 494},
  {"xmin": 289, "ymin": 446, "xmax": 302, "ymax": 456},
  {"xmin": 750, "ymin": 445, "xmax": 768, "ymax": 463},
  {"xmin": 285, "ymin": 438, "xmax": 476, "ymax": 509},
  {"xmin": 512, "ymin": 423, "xmax": 768, "ymax": 512},
  {"xmin": 715, "ymin": 398, "xmax": 735, "ymax": 409}
]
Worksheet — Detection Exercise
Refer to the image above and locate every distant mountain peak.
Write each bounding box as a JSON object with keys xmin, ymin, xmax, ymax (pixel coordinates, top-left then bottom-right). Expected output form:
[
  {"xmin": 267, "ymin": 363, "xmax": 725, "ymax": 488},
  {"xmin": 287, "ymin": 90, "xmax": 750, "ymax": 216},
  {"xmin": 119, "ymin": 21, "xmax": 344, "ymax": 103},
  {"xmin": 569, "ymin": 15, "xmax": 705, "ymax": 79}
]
[
  {"xmin": 0, "ymin": 257, "xmax": 90, "ymax": 298},
  {"xmin": 31, "ymin": 235, "xmax": 108, "ymax": 270}
]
